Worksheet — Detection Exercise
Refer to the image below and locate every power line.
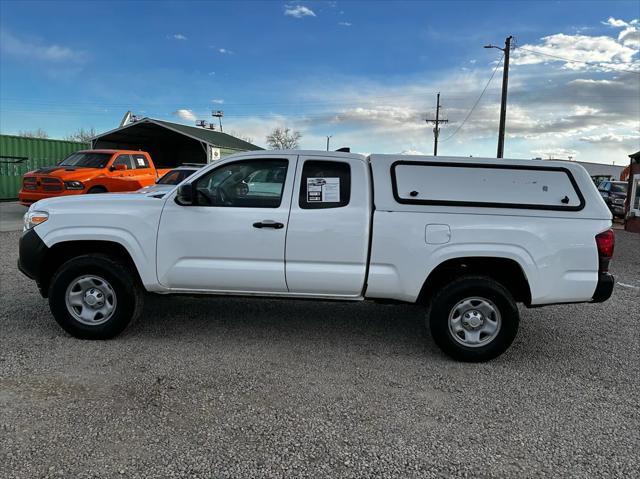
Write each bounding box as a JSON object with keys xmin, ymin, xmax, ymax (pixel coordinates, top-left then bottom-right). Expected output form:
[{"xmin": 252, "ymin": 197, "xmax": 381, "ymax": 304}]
[
  {"xmin": 0, "ymin": 93, "xmax": 502, "ymax": 109},
  {"xmin": 4, "ymin": 90, "xmax": 636, "ymax": 111},
  {"xmin": 517, "ymin": 47, "xmax": 640, "ymax": 75},
  {"xmin": 440, "ymin": 54, "xmax": 504, "ymax": 143}
]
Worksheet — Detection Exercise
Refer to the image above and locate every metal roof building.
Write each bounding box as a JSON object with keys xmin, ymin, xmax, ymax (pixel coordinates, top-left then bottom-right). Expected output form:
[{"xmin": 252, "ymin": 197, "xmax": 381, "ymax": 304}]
[
  {"xmin": 91, "ymin": 117, "xmax": 262, "ymax": 168},
  {"xmin": 544, "ymin": 158, "xmax": 626, "ymax": 183}
]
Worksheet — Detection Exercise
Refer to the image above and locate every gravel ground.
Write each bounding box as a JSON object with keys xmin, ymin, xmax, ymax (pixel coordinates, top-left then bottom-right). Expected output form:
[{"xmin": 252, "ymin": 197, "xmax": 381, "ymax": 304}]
[{"xmin": 1, "ymin": 230, "xmax": 638, "ymax": 479}]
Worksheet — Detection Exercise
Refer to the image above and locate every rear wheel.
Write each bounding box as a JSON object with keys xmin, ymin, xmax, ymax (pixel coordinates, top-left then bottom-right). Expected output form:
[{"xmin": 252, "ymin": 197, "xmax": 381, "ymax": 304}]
[
  {"xmin": 87, "ymin": 186, "xmax": 107, "ymax": 194},
  {"xmin": 427, "ymin": 276, "xmax": 519, "ymax": 362},
  {"xmin": 48, "ymin": 255, "xmax": 143, "ymax": 339}
]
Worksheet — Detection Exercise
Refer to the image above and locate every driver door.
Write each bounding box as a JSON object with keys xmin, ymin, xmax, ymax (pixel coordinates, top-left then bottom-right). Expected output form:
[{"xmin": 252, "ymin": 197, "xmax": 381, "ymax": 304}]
[
  {"xmin": 156, "ymin": 155, "xmax": 296, "ymax": 293},
  {"xmin": 106, "ymin": 154, "xmax": 135, "ymax": 192}
]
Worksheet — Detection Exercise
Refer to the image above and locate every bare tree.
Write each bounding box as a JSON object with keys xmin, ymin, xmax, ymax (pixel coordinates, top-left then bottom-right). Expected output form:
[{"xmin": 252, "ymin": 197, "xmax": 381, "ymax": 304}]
[
  {"xmin": 266, "ymin": 127, "xmax": 302, "ymax": 149},
  {"xmin": 65, "ymin": 127, "xmax": 96, "ymax": 143},
  {"xmin": 227, "ymin": 130, "xmax": 255, "ymax": 144},
  {"xmin": 18, "ymin": 128, "xmax": 49, "ymax": 139}
]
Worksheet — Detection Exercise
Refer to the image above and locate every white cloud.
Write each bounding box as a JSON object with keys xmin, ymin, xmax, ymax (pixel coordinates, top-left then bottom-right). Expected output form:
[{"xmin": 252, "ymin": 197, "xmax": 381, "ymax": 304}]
[
  {"xmin": 603, "ymin": 17, "xmax": 630, "ymax": 28},
  {"xmin": 400, "ymin": 150, "xmax": 426, "ymax": 155},
  {"xmin": 580, "ymin": 133, "xmax": 640, "ymax": 146},
  {"xmin": 338, "ymin": 22, "xmax": 352, "ymax": 27},
  {"xmin": 531, "ymin": 147, "xmax": 579, "ymax": 159},
  {"xmin": 572, "ymin": 105, "xmax": 599, "ymax": 116},
  {"xmin": 0, "ymin": 30, "xmax": 86, "ymax": 63},
  {"xmin": 619, "ymin": 27, "xmax": 640, "ymax": 48},
  {"xmin": 284, "ymin": 5, "xmax": 316, "ymax": 18},
  {"xmin": 329, "ymin": 105, "xmax": 423, "ymax": 128},
  {"xmin": 208, "ymin": 71, "xmax": 216, "ymax": 76},
  {"xmin": 218, "ymin": 48, "xmax": 233, "ymax": 54},
  {"xmin": 171, "ymin": 33, "xmax": 187, "ymax": 40},
  {"xmin": 512, "ymin": 32, "xmax": 639, "ymax": 72},
  {"xmin": 211, "ymin": 99, "xmax": 224, "ymax": 104},
  {"xmin": 173, "ymin": 109, "xmax": 197, "ymax": 122},
  {"xmin": 601, "ymin": 17, "xmax": 640, "ymax": 48}
]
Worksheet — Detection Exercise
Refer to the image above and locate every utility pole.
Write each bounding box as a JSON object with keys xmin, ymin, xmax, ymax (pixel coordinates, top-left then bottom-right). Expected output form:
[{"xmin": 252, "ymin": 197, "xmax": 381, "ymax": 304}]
[
  {"xmin": 485, "ymin": 35, "xmax": 512, "ymax": 158},
  {"xmin": 425, "ymin": 92, "xmax": 448, "ymax": 156},
  {"xmin": 326, "ymin": 135, "xmax": 332, "ymax": 151}
]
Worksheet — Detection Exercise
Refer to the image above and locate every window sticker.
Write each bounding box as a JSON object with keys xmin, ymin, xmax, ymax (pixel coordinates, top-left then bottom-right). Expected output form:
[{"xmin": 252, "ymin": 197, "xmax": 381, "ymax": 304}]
[
  {"xmin": 136, "ymin": 156, "xmax": 146, "ymax": 166},
  {"xmin": 307, "ymin": 177, "xmax": 340, "ymax": 202}
]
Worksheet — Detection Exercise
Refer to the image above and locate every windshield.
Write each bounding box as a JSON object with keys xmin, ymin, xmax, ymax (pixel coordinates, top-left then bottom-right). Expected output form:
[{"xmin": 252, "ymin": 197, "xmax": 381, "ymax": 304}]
[
  {"xmin": 610, "ymin": 183, "xmax": 628, "ymax": 194},
  {"xmin": 59, "ymin": 152, "xmax": 112, "ymax": 168},
  {"xmin": 157, "ymin": 169, "xmax": 197, "ymax": 185}
]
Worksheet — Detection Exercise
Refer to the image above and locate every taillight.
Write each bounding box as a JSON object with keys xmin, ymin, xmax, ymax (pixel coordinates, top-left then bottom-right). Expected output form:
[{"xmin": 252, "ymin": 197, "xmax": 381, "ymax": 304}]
[{"xmin": 595, "ymin": 229, "xmax": 615, "ymax": 272}]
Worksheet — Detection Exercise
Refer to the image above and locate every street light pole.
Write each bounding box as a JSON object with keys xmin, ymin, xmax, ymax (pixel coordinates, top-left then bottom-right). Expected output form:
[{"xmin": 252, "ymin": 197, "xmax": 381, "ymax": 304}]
[
  {"xmin": 212, "ymin": 110, "xmax": 224, "ymax": 132},
  {"xmin": 326, "ymin": 135, "xmax": 332, "ymax": 151},
  {"xmin": 485, "ymin": 35, "xmax": 512, "ymax": 158}
]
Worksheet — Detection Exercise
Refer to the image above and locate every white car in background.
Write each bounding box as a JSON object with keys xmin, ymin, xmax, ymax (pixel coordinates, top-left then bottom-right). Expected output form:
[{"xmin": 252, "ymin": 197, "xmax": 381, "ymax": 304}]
[{"xmin": 136, "ymin": 164, "xmax": 204, "ymax": 196}]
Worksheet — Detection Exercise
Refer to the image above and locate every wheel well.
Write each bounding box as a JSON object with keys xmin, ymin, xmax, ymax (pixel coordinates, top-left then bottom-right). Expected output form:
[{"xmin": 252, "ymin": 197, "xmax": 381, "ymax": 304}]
[
  {"xmin": 40, "ymin": 241, "xmax": 142, "ymax": 297},
  {"xmin": 87, "ymin": 185, "xmax": 107, "ymax": 193},
  {"xmin": 418, "ymin": 257, "xmax": 531, "ymax": 305}
]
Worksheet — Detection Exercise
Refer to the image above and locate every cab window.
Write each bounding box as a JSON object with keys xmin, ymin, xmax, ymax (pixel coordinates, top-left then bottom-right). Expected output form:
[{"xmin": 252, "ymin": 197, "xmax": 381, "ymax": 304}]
[
  {"xmin": 112, "ymin": 154, "xmax": 134, "ymax": 170},
  {"xmin": 193, "ymin": 159, "xmax": 288, "ymax": 208},
  {"xmin": 299, "ymin": 160, "xmax": 351, "ymax": 209},
  {"xmin": 132, "ymin": 154, "xmax": 150, "ymax": 169}
]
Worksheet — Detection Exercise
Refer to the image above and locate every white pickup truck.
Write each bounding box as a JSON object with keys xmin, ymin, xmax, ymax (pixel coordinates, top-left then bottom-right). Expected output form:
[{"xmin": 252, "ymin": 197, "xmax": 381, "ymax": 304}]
[{"xmin": 18, "ymin": 150, "xmax": 615, "ymax": 361}]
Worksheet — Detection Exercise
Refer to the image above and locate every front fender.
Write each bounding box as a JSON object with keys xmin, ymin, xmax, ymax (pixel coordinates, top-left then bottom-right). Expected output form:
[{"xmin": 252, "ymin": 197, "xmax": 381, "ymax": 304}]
[
  {"xmin": 29, "ymin": 194, "xmax": 167, "ymax": 291},
  {"xmin": 39, "ymin": 226, "xmax": 157, "ymax": 288}
]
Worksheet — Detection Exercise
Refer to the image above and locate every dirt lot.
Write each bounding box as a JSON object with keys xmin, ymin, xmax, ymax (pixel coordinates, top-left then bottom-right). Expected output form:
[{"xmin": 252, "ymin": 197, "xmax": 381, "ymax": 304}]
[{"xmin": 1, "ymin": 229, "xmax": 638, "ymax": 478}]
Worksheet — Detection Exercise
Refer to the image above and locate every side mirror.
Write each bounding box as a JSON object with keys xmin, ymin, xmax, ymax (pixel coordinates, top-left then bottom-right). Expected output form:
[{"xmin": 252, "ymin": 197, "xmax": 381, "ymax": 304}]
[
  {"xmin": 110, "ymin": 164, "xmax": 128, "ymax": 171},
  {"xmin": 175, "ymin": 183, "xmax": 194, "ymax": 206}
]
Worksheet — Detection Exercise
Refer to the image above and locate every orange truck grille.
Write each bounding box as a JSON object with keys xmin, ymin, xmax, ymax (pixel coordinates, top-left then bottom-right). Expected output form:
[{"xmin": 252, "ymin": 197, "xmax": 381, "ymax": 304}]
[{"xmin": 23, "ymin": 177, "xmax": 64, "ymax": 192}]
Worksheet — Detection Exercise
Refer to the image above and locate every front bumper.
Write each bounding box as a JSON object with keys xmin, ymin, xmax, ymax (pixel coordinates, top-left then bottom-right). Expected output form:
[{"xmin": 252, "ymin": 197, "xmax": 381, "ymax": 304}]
[
  {"xmin": 591, "ymin": 273, "xmax": 614, "ymax": 303},
  {"xmin": 18, "ymin": 188, "xmax": 84, "ymax": 206},
  {"xmin": 18, "ymin": 228, "xmax": 49, "ymax": 296}
]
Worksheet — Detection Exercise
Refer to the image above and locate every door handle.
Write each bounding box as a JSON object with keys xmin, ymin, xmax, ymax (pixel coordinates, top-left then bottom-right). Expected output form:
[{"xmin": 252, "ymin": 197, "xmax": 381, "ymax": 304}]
[{"xmin": 253, "ymin": 220, "xmax": 284, "ymax": 229}]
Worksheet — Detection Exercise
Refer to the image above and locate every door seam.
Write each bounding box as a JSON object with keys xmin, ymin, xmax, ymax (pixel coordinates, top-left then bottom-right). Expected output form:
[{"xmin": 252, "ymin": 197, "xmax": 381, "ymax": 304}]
[{"xmin": 283, "ymin": 155, "xmax": 300, "ymax": 292}]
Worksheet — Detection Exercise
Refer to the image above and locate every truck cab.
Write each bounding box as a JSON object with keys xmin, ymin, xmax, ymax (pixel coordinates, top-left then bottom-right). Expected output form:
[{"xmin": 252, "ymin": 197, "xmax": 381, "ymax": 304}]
[{"xmin": 160, "ymin": 152, "xmax": 370, "ymax": 296}]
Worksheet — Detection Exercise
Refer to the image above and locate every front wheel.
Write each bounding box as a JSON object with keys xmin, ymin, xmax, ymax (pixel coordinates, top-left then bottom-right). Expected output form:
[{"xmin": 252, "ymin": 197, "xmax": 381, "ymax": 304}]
[
  {"xmin": 48, "ymin": 255, "xmax": 143, "ymax": 339},
  {"xmin": 427, "ymin": 276, "xmax": 519, "ymax": 362}
]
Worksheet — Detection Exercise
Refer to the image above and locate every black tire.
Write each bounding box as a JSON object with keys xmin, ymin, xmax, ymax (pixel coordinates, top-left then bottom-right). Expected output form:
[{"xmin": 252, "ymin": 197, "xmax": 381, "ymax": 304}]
[
  {"xmin": 87, "ymin": 186, "xmax": 107, "ymax": 194},
  {"xmin": 427, "ymin": 275, "xmax": 519, "ymax": 362},
  {"xmin": 48, "ymin": 254, "xmax": 143, "ymax": 339}
]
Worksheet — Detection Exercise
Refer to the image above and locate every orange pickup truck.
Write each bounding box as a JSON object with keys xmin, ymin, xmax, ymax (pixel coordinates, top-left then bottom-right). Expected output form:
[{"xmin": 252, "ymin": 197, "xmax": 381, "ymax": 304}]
[{"xmin": 19, "ymin": 149, "xmax": 170, "ymax": 206}]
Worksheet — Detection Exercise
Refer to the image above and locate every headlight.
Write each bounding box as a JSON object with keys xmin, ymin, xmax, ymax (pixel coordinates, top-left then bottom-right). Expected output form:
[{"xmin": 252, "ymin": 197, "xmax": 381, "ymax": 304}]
[
  {"xmin": 23, "ymin": 211, "xmax": 49, "ymax": 230},
  {"xmin": 64, "ymin": 181, "xmax": 84, "ymax": 190},
  {"xmin": 613, "ymin": 198, "xmax": 624, "ymax": 205}
]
